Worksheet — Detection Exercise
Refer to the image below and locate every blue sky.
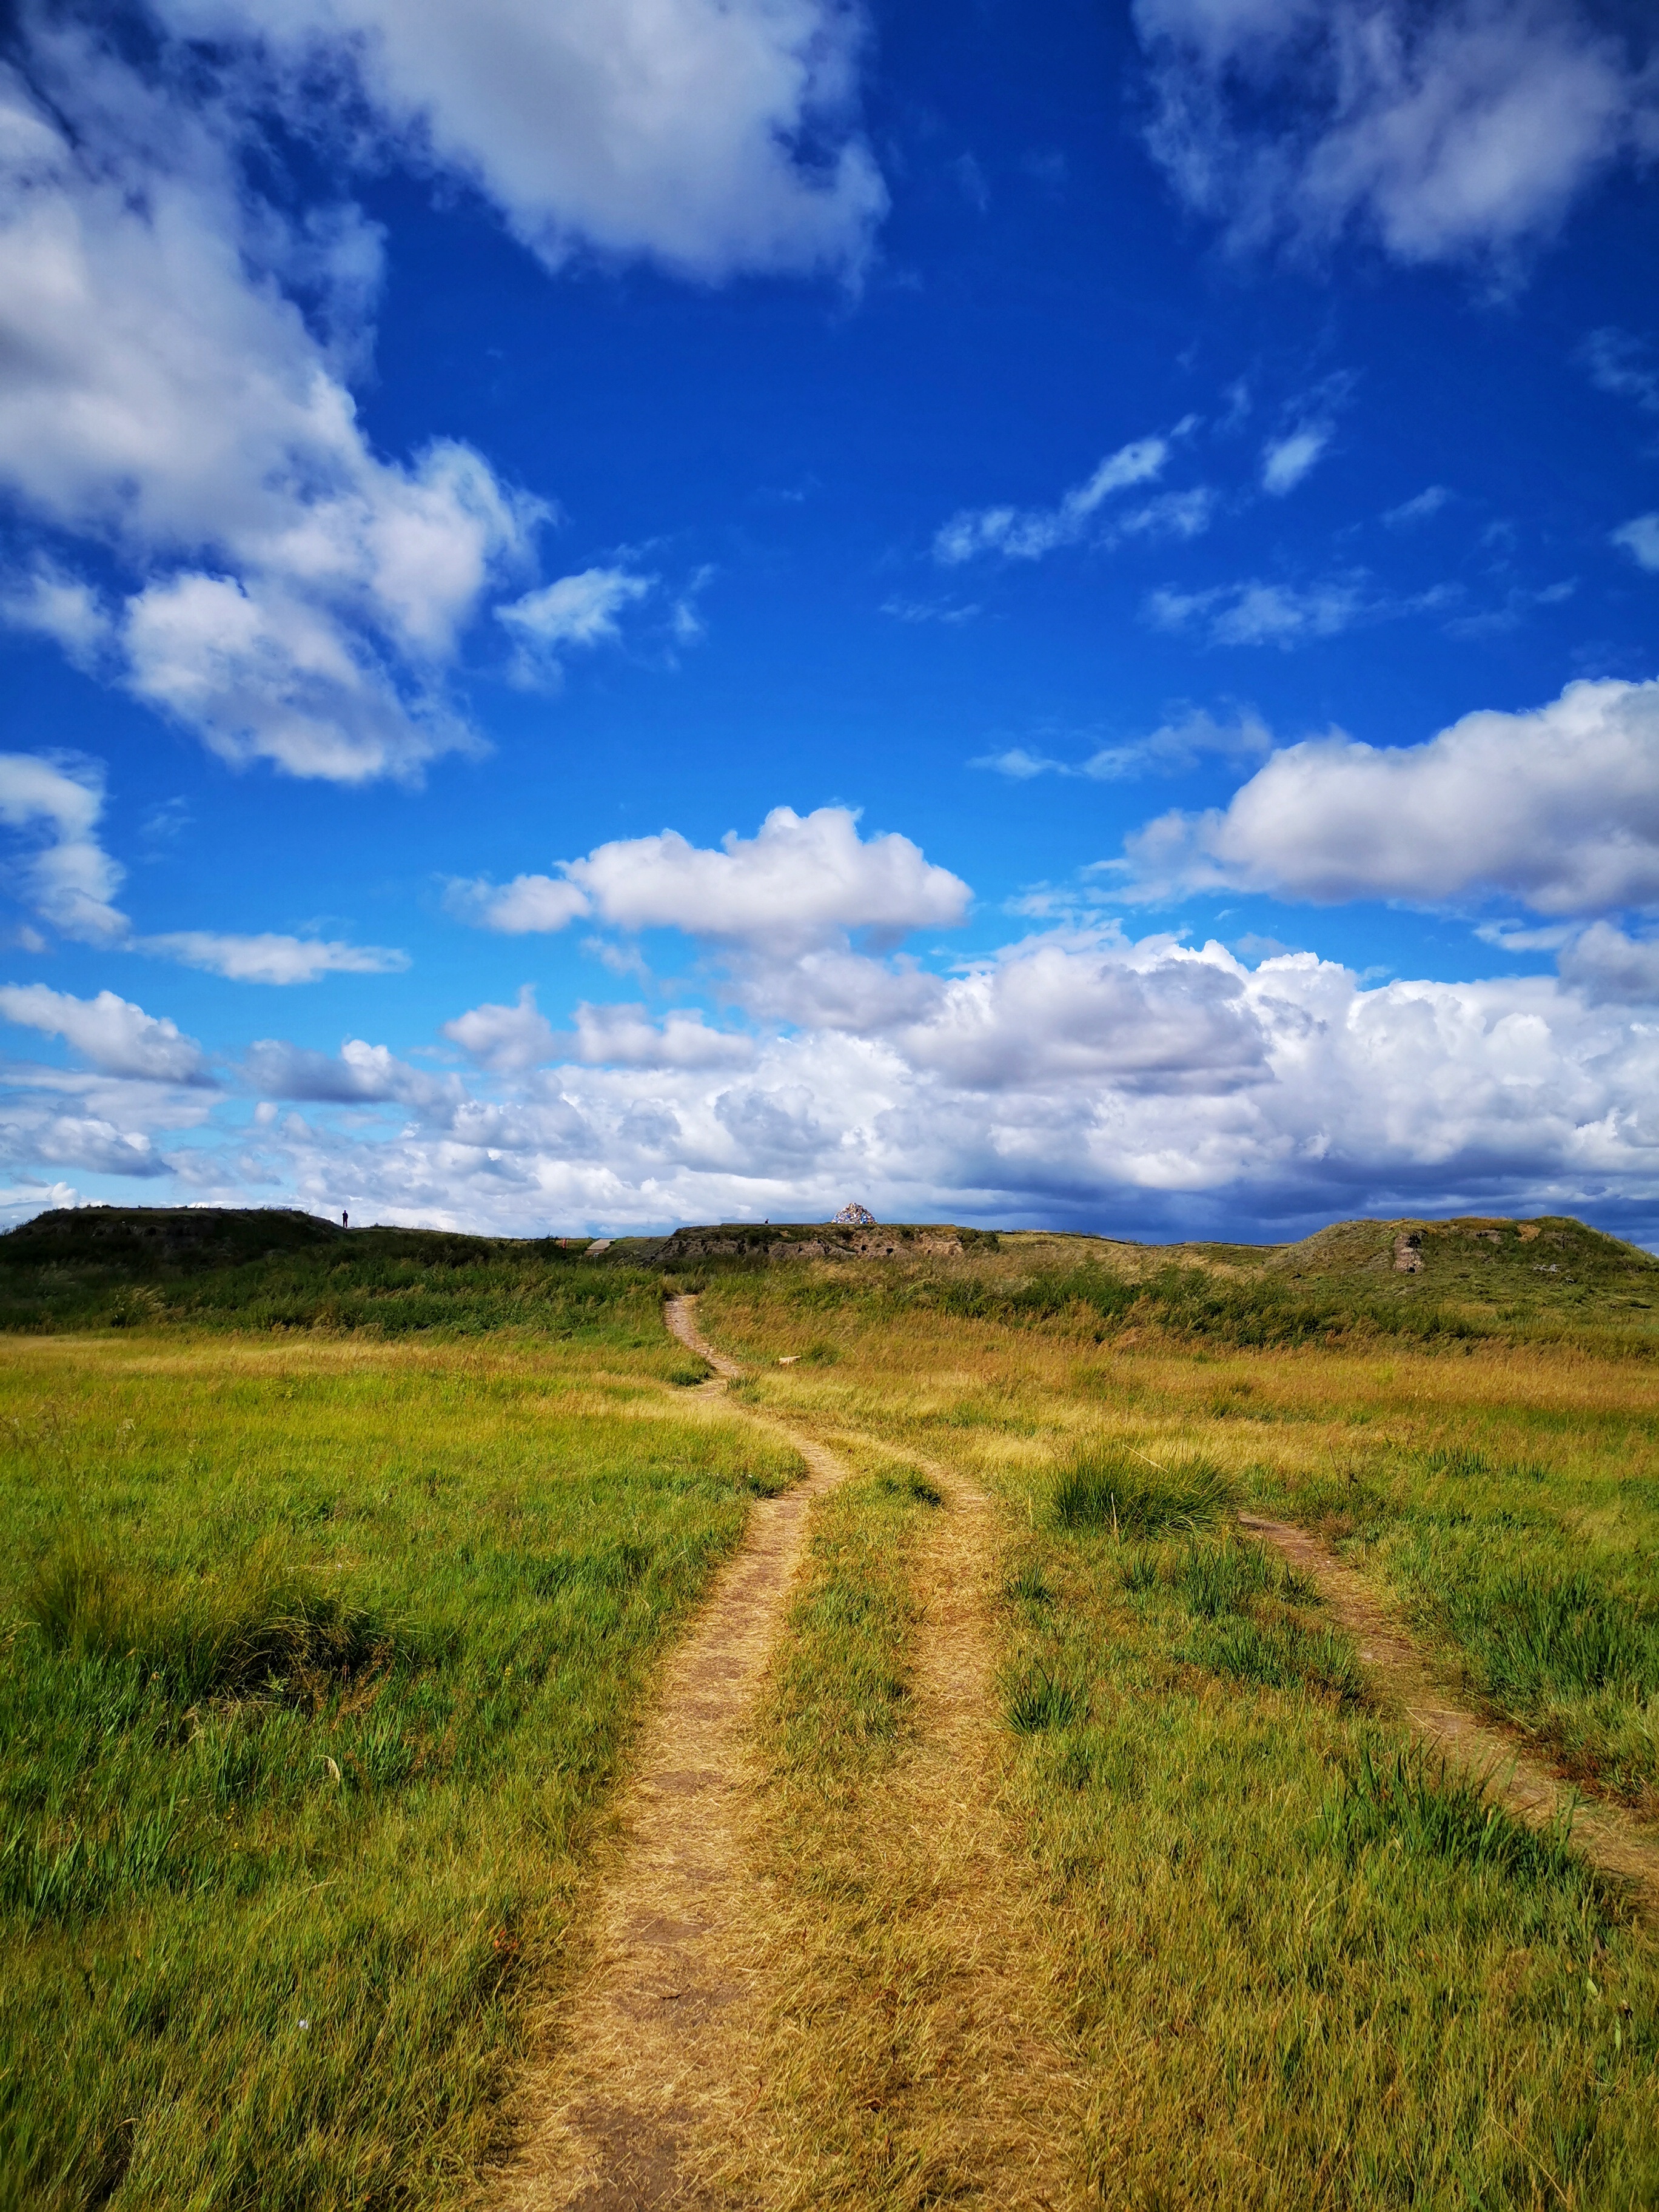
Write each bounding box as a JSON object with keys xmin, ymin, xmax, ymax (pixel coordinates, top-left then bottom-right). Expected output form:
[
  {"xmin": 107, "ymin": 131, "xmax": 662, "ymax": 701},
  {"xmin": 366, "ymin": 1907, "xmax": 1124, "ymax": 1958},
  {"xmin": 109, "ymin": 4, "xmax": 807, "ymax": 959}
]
[{"xmin": 1, "ymin": 0, "xmax": 1657, "ymax": 1241}]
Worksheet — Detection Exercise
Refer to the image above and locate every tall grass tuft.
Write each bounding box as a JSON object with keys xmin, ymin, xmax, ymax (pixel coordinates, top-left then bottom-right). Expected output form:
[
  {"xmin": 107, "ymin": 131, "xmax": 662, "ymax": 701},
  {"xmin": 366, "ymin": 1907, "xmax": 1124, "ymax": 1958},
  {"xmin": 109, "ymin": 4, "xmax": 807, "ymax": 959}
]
[
  {"xmin": 1051, "ymin": 1445, "xmax": 1235, "ymax": 1536},
  {"xmin": 1182, "ymin": 1618, "xmax": 1365, "ymax": 1704},
  {"xmin": 1438, "ymin": 1569, "xmax": 1659, "ymax": 1706},
  {"xmin": 1319, "ymin": 1744, "xmax": 1597, "ymax": 1897},
  {"xmin": 1005, "ymin": 1662, "xmax": 1086, "ymax": 1733},
  {"xmin": 22, "ymin": 1532, "xmax": 394, "ymax": 1703}
]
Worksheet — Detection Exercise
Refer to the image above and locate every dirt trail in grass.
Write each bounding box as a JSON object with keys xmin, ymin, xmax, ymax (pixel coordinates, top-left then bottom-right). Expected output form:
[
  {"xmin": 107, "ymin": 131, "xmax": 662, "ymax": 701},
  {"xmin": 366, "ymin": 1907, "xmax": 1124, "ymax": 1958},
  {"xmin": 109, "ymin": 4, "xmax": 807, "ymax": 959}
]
[
  {"xmin": 1241, "ymin": 1513, "xmax": 1659, "ymax": 1900},
  {"xmin": 489, "ymin": 1297, "xmax": 843, "ymax": 2210},
  {"xmin": 493, "ymin": 1302, "xmax": 1080, "ymax": 2208},
  {"xmin": 816, "ymin": 1446, "xmax": 1084, "ymax": 2204}
]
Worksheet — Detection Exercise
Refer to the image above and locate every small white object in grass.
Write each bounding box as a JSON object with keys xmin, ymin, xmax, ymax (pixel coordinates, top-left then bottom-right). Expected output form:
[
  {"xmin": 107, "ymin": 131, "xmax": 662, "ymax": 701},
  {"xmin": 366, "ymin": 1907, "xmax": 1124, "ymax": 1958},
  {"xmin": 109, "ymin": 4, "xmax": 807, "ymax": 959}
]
[
  {"xmin": 777, "ymin": 1355, "xmax": 799, "ymax": 1364},
  {"xmin": 324, "ymin": 1755, "xmax": 342, "ymax": 1784},
  {"xmin": 299, "ymin": 2019, "xmax": 310, "ymax": 2031}
]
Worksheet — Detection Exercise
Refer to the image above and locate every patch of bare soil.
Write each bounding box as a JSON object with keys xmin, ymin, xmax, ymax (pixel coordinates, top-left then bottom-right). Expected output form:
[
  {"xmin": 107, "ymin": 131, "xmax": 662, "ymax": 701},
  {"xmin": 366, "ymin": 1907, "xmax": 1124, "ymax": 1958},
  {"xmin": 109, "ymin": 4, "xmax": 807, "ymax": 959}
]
[
  {"xmin": 488, "ymin": 1298, "xmax": 844, "ymax": 2210},
  {"xmin": 1240, "ymin": 1513, "xmax": 1659, "ymax": 1902}
]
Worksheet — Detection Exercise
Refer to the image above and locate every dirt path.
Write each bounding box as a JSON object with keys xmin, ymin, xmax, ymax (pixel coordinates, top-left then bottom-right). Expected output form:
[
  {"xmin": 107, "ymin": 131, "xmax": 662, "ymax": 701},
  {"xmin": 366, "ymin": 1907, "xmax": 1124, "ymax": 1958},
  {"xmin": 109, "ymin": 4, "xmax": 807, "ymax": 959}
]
[
  {"xmin": 1241, "ymin": 1513, "xmax": 1659, "ymax": 1900},
  {"xmin": 493, "ymin": 1301, "xmax": 1081, "ymax": 2208},
  {"xmin": 703, "ymin": 1427, "xmax": 1084, "ymax": 2208},
  {"xmin": 489, "ymin": 1298, "xmax": 845, "ymax": 2210}
]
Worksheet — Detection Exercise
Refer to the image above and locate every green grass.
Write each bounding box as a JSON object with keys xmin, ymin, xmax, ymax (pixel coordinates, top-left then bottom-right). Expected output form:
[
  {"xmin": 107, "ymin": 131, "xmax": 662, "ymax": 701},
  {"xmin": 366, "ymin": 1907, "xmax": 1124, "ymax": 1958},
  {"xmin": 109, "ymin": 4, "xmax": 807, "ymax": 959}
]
[
  {"xmin": 990, "ymin": 1507, "xmax": 1659, "ymax": 2206},
  {"xmin": 0, "ymin": 1207, "xmax": 654, "ymax": 1342},
  {"xmin": 1051, "ymin": 1444, "xmax": 1235, "ymax": 1534},
  {"xmin": 0, "ymin": 1335, "xmax": 802, "ymax": 2211}
]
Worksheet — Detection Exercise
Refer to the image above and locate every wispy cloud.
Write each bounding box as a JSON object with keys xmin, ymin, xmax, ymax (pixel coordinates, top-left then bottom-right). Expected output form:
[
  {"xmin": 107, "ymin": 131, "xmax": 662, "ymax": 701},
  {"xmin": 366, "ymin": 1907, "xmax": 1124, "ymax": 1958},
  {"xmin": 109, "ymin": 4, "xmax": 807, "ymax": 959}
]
[
  {"xmin": 1261, "ymin": 421, "xmax": 1332, "ymax": 495},
  {"xmin": 140, "ymin": 933, "xmax": 410, "ymax": 985},
  {"xmin": 1145, "ymin": 577, "xmax": 1372, "ymax": 648},
  {"xmin": 1580, "ymin": 327, "xmax": 1659, "ymax": 414},
  {"xmin": 975, "ymin": 707, "xmax": 1272, "ymax": 782},
  {"xmin": 1612, "ymin": 514, "xmax": 1659, "ymax": 572},
  {"xmin": 1134, "ymin": 0, "xmax": 1659, "ymax": 274},
  {"xmin": 933, "ymin": 432, "xmax": 1177, "ymax": 564},
  {"xmin": 1384, "ymin": 486, "xmax": 1450, "ymax": 528}
]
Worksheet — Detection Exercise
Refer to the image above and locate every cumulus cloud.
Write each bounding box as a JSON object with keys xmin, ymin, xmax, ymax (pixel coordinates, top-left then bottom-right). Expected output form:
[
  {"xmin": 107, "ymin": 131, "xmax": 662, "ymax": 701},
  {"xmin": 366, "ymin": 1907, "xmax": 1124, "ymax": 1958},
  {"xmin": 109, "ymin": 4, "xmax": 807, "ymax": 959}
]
[
  {"xmin": 58, "ymin": 927, "xmax": 1659, "ymax": 1239},
  {"xmin": 0, "ymin": 752, "xmax": 128, "ymax": 943},
  {"xmin": 1557, "ymin": 922, "xmax": 1659, "ymax": 1005},
  {"xmin": 244, "ymin": 1036, "xmax": 461, "ymax": 1110},
  {"xmin": 1613, "ymin": 515, "xmax": 1659, "ymax": 572},
  {"xmin": 0, "ymin": 39, "xmax": 538, "ymax": 781},
  {"xmin": 1121, "ymin": 675, "xmax": 1659, "ymax": 914},
  {"xmin": 453, "ymin": 806, "xmax": 971, "ymax": 954},
  {"xmin": 0, "ymin": 984, "xmax": 212, "ymax": 1082},
  {"xmin": 156, "ymin": 0, "xmax": 886, "ymax": 283},
  {"xmin": 900, "ymin": 933, "xmax": 1270, "ymax": 1093},
  {"xmin": 934, "ymin": 435, "xmax": 1171, "ymax": 564},
  {"xmin": 572, "ymin": 1003, "xmax": 756, "ymax": 1069},
  {"xmin": 441, "ymin": 985, "xmax": 557, "ymax": 1074},
  {"xmin": 142, "ymin": 931, "xmax": 409, "ymax": 984},
  {"xmin": 1134, "ymin": 0, "xmax": 1659, "ymax": 270}
]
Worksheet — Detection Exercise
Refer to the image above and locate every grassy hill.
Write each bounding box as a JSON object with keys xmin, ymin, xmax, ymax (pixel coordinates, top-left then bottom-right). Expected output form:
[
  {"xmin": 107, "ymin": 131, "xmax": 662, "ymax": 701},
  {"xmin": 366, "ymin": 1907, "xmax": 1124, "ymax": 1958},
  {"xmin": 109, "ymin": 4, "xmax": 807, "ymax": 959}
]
[{"xmin": 0, "ymin": 1203, "xmax": 1654, "ymax": 1350}]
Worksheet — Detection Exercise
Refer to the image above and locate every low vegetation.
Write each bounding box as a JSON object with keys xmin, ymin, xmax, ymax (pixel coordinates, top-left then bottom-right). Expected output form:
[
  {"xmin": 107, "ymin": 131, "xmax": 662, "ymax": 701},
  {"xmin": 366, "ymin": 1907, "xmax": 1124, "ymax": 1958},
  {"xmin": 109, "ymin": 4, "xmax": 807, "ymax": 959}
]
[
  {"xmin": 0, "ymin": 1332, "xmax": 800, "ymax": 2210},
  {"xmin": 5, "ymin": 1203, "xmax": 1659, "ymax": 2206}
]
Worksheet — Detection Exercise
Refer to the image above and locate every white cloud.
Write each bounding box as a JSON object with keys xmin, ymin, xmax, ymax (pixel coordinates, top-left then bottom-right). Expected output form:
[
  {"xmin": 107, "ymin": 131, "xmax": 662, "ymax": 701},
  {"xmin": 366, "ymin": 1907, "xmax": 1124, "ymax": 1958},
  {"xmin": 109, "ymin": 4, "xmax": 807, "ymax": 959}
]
[
  {"xmin": 0, "ymin": 753, "xmax": 128, "ymax": 943},
  {"xmin": 453, "ymin": 805, "xmax": 971, "ymax": 954},
  {"xmin": 446, "ymin": 874, "xmax": 592, "ymax": 935},
  {"xmin": 1557, "ymin": 922, "xmax": 1659, "ymax": 1005},
  {"xmin": 244, "ymin": 1036, "xmax": 460, "ymax": 1110},
  {"xmin": 1134, "ymin": 0, "xmax": 1659, "ymax": 270},
  {"xmin": 900, "ymin": 932, "xmax": 1270, "ymax": 1094},
  {"xmin": 1261, "ymin": 421, "xmax": 1332, "ymax": 494},
  {"xmin": 1612, "ymin": 514, "xmax": 1659, "ymax": 572},
  {"xmin": 1121, "ymin": 675, "xmax": 1659, "ymax": 915},
  {"xmin": 1146, "ymin": 577, "xmax": 1370, "ymax": 646},
  {"xmin": 975, "ymin": 707, "xmax": 1272, "ymax": 782},
  {"xmin": 0, "ymin": 39, "xmax": 537, "ymax": 782},
  {"xmin": 0, "ymin": 560, "xmax": 113, "ymax": 666},
  {"xmin": 154, "ymin": 0, "xmax": 886, "ymax": 283},
  {"xmin": 142, "ymin": 931, "xmax": 409, "ymax": 984},
  {"xmin": 497, "ymin": 565, "xmax": 654, "ymax": 682},
  {"xmin": 441, "ymin": 985, "xmax": 557, "ymax": 1073},
  {"xmin": 572, "ymin": 1003, "xmax": 755, "ymax": 1069},
  {"xmin": 0, "ymin": 984, "xmax": 211, "ymax": 1082},
  {"xmin": 1384, "ymin": 485, "xmax": 1450, "ymax": 527},
  {"xmin": 58, "ymin": 927, "xmax": 1659, "ymax": 1239},
  {"xmin": 934, "ymin": 435, "xmax": 1170, "ymax": 564},
  {"xmin": 1580, "ymin": 327, "xmax": 1659, "ymax": 414}
]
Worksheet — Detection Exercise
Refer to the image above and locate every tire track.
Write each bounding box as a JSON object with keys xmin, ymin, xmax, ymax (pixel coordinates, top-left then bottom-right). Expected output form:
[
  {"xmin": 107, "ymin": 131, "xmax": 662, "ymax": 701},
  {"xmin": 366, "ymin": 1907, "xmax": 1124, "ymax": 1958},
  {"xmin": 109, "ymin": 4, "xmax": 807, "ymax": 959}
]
[{"xmin": 1241, "ymin": 1512, "xmax": 1659, "ymax": 1900}]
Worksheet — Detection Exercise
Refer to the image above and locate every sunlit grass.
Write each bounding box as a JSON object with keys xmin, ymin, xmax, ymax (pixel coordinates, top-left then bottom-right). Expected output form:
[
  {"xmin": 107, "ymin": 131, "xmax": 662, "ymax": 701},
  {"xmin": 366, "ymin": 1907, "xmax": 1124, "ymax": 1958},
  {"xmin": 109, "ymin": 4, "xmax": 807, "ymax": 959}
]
[{"xmin": 0, "ymin": 1332, "xmax": 800, "ymax": 2210}]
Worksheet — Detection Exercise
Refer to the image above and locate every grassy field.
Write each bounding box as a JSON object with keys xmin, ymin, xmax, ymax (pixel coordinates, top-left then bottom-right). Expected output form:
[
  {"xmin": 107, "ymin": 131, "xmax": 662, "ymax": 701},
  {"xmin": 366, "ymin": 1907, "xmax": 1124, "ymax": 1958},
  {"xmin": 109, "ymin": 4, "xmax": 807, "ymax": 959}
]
[
  {"xmin": 704, "ymin": 1270, "xmax": 1659, "ymax": 2207},
  {"xmin": 6, "ymin": 1205, "xmax": 1659, "ymax": 2208},
  {"xmin": 0, "ymin": 1320, "xmax": 800, "ymax": 2210}
]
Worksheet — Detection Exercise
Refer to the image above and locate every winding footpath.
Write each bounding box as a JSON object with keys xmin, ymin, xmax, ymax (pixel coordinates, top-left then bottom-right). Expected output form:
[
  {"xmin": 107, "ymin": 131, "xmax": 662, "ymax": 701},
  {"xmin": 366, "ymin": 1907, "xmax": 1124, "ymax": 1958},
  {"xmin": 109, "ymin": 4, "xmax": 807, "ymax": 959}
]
[
  {"xmin": 490, "ymin": 1299, "xmax": 846, "ymax": 2210},
  {"xmin": 491, "ymin": 1299, "xmax": 1083, "ymax": 2210}
]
